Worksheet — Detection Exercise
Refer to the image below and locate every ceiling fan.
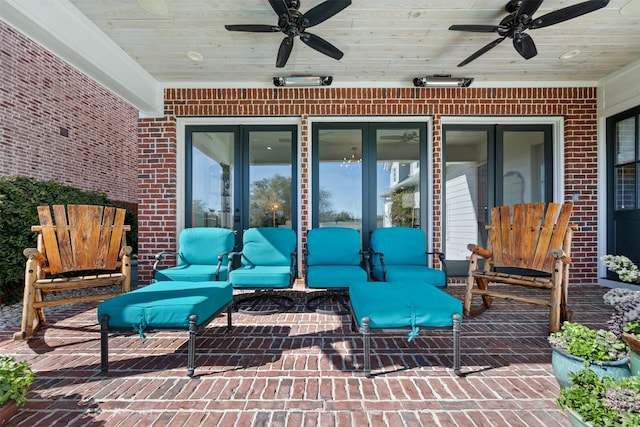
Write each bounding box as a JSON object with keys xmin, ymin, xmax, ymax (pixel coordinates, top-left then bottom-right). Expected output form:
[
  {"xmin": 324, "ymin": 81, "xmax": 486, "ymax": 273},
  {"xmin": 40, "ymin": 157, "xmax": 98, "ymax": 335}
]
[
  {"xmin": 448, "ymin": 0, "xmax": 609, "ymax": 67},
  {"xmin": 225, "ymin": 0, "xmax": 351, "ymax": 68},
  {"xmin": 380, "ymin": 131, "xmax": 419, "ymax": 143}
]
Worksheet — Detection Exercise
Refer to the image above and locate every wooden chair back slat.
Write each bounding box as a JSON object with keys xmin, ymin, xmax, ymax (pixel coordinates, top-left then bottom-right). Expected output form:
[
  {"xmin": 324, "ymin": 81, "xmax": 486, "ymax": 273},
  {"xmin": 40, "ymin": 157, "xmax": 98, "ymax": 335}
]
[
  {"xmin": 542, "ymin": 203, "xmax": 573, "ymax": 271},
  {"xmin": 106, "ymin": 207, "xmax": 126, "ymax": 270},
  {"xmin": 37, "ymin": 206, "xmax": 64, "ymax": 274},
  {"xmin": 531, "ymin": 203, "xmax": 560, "ymax": 270},
  {"xmin": 67, "ymin": 205, "xmax": 102, "ymax": 270}
]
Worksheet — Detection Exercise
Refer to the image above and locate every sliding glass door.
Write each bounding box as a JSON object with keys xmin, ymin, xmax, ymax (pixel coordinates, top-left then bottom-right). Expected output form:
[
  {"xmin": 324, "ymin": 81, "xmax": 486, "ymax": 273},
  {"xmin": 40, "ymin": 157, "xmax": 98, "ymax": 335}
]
[
  {"xmin": 186, "ymin": 125, "xmax": 297, "ymax": 245},
  {"xmin": 443, "ymin": 124, "xmax": 553, "ymax": 275},
  {"xmin": 312, "ymin": 122, "xmax": 426, "ymax": 249}
]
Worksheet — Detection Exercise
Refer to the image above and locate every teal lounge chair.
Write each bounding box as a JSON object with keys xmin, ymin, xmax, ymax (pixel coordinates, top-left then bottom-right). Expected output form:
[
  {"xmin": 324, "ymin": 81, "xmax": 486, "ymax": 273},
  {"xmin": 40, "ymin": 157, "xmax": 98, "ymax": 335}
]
[
  {"xmin": 229, "ymin": 227, "xmax": 297, "ymax": 315},
  {"xmin": 153, "ymin": 227, "xmax": 235, "ymax": 282},
  {"xmin": 305, "ymin": 227, "xmax": 368, "ymax": 315},
  {"xmin": 369, "ymin": 227, "xmax": 446, "ymax": 286}
]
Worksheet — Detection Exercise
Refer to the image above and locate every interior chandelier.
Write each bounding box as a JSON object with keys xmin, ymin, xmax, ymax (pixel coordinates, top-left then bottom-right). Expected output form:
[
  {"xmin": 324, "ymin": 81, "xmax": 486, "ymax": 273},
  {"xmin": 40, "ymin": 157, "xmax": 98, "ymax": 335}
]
[{"xmin": 340, "ymin": 146, "xmax": 362, "ymax": 168}]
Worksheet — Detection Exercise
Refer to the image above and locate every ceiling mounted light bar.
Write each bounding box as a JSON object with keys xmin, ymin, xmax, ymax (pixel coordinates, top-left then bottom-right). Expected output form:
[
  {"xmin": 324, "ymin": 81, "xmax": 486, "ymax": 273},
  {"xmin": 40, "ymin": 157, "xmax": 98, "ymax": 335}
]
[
  {"xmin": 412, "ymin": 75, "xmax": 473, "ymax": 88},
  {"xmin": 273, "ymin": 76, "xmax": 333, "ymax": 87}
]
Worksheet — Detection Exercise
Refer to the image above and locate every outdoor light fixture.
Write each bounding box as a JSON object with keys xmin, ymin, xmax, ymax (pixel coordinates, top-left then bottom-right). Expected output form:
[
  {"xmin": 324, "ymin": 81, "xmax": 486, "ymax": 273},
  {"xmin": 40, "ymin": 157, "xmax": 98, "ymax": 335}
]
[
  {"xmin": 412, "ymin": 75, "xmax": 474, "ymax": 88},
  {"xmin": 272, "ymin": 76, "xmax": 333, "ymax": 87}
]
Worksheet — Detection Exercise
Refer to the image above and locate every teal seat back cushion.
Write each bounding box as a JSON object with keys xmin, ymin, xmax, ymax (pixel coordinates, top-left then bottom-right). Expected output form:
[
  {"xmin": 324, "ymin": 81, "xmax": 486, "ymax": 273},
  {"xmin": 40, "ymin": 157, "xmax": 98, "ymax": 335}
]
[
  {"xmin": 307, "ymin": 227, "xmax": 362, "ymax": 266},
  {"xmin": 240, "ymin": 227, "xmax": 296, "ymax": 266},
  {"xmin": 371, "ymin": 227, "xmax": 426, "ymax": 266},
  {"xmin": 178, "ymin": 227, "xmax": 235, "ymax": 266}
]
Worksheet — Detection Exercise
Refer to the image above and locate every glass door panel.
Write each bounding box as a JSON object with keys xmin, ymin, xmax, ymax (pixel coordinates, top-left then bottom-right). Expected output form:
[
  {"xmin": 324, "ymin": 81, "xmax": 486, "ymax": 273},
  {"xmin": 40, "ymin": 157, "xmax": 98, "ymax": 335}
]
[
  {"xmin": 190, "ymin": 131, "xmax": 234, "ymax": 229},
  {"xmin": 444, "ymin": 130, "xmax": 489, "ymax": 268},
  {"xmin": 317, "ymin": 129, "xmax": 363, "ymax": 231},
  {"xmin": 615, "ymin": 116, "xmax": 636, "ymax": 210},
  {"xmin": 376, "ymin": 128, "xmax": 420, "ymax": 228},
  {"xmin": 248, "ymin": 130, "xmax": 293, "ymax": 228},
  {"xmin": 501, "ymin": 130, "xmax": 547, "ymax": 205}
]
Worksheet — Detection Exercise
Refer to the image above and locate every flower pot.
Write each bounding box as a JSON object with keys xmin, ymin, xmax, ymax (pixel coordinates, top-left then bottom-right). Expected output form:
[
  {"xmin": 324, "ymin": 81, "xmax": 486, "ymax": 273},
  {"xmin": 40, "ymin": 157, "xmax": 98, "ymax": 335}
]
[
  {"xmin": 622, "ymin": 333, "xmax": 640, "ymax": 376},
  {"xmin": 551, "ymin": 346, "xmax": 631, "ymax": 387},
  {"xmin": 565, "ymin": 408, "xmax": 593, "ymax": 427}
]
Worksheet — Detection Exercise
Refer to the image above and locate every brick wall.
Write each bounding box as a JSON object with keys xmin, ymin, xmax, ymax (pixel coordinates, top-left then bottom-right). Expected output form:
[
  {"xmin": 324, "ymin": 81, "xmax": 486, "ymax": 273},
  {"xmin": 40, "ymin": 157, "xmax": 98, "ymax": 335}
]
[
  {"xmin": 0, "ymin": 22, "xmax": 138, "ymax": 205},
  {"xmin": 137, "ymin": 87, "xmax": 598, "ymax": 285}
]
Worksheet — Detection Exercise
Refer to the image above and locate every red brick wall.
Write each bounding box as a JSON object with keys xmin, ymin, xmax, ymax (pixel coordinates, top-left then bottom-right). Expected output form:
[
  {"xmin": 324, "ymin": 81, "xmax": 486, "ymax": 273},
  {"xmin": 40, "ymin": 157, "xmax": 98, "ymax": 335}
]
[
  {"xmin": 137, "ymin": 87, "xmax": 598, "ymax": 285},
  {"xmin": 0, "ymin": 22, "xmax": 138, "ymax": 204}
]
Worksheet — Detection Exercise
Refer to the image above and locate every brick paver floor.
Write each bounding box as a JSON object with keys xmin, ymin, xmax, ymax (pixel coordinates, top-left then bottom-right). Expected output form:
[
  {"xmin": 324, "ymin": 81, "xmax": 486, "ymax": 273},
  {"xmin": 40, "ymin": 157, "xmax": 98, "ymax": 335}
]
[{"xmin": 1, "ymin": 283, "xmax": 614, "ymax": 426}]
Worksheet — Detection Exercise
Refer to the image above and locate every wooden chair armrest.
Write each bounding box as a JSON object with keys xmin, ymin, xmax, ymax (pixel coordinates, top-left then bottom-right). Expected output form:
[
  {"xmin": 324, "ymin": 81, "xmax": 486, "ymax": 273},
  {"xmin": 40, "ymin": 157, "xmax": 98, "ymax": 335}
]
[
  {"xmin": 550, "ymin": 248, "xmax": 571, "ymax": 264},
  {"xmin": 23, "ymin": 248, "xmax": 47, "ymax": 267},
  {"xmin": 120, "ymin": 246, "xmax": 133, "ymax": 258},
  {"xmin": 467, "ymin": 244, "xmax": 492, "ymax": 259}
]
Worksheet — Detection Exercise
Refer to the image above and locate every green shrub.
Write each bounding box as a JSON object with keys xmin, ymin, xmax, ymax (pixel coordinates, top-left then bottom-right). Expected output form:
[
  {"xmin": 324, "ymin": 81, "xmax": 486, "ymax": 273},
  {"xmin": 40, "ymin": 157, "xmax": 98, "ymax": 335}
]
[
  {"xmin": 0, "ymin": 176, "xmax": 137, "ymax": 305},
  {"xmin": 0, "ymin": 355, "xmax": 35, "ymax": 406}
]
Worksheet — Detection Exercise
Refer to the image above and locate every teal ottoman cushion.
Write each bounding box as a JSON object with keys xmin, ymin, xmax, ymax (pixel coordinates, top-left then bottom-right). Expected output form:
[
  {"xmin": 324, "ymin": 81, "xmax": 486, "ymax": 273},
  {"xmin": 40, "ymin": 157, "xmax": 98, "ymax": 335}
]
[
  {"xmin": 98, "ymin": 281, "xmax": 232, "ymax": 331},
  {"xmin": 349, "ymin": 281, "xmax": 462, "ymax": 329}
]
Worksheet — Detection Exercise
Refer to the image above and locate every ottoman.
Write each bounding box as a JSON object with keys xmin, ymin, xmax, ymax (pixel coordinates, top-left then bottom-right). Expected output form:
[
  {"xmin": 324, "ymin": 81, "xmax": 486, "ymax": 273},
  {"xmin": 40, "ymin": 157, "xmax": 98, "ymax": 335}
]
[
  {"xmin": 97, "ymin": 280, "xmax": 233, "ymax": 377},
  {"xmin": 349, "ymin": 281, "xmax": 462, "ymax": 377}
]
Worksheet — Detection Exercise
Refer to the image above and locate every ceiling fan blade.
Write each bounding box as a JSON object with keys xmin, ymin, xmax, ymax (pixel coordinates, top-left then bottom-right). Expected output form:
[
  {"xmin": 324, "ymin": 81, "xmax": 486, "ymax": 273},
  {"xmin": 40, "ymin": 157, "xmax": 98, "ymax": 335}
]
[
  {"xmin": 268, "ymin": 0, "xmax": 291, "ymax": 20},
  {"xmin": 300, "ymin": 32, "xmax": 344, "ymax": 60},
  {"xmin": 457, "ymin": 37, "xmax": 506, "ymax": 67},
  {"xmin": 225, "ymin": 24, "xmax": 280, "ymax": 32},
  {"xmin": 302, "ymin": 0, "xmax": 351, "ymax": 28},
  {"xmin": 276, "ymin": 36, "xmax": 294, "ymax": 68},
  {"xmin": 513, "ymin": 32, "xmax": 537, "ymax": 59},
  {"xmin": 529, "ymin": 0, "xmax": 609, "ymax": 29},
  {"xmin": 449, "ymin": 24, "xmax": 501, "ymax": 33},
  {"xmin": 516, "ymin": 0, "xmax": 543, "ymax": 18}
]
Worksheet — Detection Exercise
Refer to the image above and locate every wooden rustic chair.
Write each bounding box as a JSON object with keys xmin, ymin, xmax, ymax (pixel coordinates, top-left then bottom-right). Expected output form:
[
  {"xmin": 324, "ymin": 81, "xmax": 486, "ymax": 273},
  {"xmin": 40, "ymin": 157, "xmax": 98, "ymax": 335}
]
[
  {"xmin": 14, "ymin": 205, "xmax": 132, "ymax": 340},
  {"xmin": 465, "ymin": 202, "xmax": 577, "ymax": 332}
]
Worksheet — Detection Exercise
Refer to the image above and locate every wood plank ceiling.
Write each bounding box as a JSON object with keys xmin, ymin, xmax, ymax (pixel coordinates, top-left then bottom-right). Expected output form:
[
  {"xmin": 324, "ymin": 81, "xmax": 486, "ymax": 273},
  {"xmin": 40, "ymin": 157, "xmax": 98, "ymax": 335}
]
[{"xmin": 65, "ymin": 0, "xmax": 640, "ymax": 86}]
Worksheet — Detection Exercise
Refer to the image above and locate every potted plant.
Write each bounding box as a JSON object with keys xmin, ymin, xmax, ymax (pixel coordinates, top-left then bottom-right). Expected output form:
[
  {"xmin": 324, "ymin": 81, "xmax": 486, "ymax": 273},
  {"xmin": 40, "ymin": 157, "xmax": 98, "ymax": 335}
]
[
  {"xmin": 0, "ymin": 355, "xmax": 35, "ymax": 424},
  {"xmin": 603, "ymin": 286, "xmax": 640, "ymax": 376},
  {"xmin": 548, "ymin": 322, "xmax": 630, "ymax": 387},
  {"xmin": 557, "ymin": 369, "xmax": 640, "ymax": 427}
]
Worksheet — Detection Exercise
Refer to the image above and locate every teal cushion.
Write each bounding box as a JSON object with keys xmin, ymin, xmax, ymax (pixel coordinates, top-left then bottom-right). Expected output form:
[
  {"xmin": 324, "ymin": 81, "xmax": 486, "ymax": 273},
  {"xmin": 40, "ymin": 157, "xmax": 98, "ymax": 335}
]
[
  {"xmin": 307, "ymin": 227, "xmax": 362, "ymax": 266},
  {"xmin": 370, "ymin": 227, "xmax": 427, "ymax": 266},
  {"xmin": 176, "ymin": 227, "xmax": 235, "ymax": 266},
  {"xmin": 349, "ymin": 281, "xmax": 461, "ymax": 329},
  {"xmin": 229, "ymin": 266, "xmax": 292, "ymax": 288},
  {"xmin": 307, "ymin": 265, "xmax": 368, "ymax": 289},
  {"xmin": 372, "ymin": 265, "xmax": 446, "ymax": 287},
  {"xmin": 154, "ymin": 264, "xmax": 228, "ymax": 282},
  {"xmin": 240, "ymin": 228, "xmax": 296, "ymax": 266},
  {"xmin": 97, "ymin": 281, "xmax": 232, "ymax": 330}
]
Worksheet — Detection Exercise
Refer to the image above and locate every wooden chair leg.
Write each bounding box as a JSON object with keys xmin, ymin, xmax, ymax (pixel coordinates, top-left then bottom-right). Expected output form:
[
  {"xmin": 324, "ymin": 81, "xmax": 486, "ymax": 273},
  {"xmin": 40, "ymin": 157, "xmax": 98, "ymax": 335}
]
[
  {"xmin": 477, "ymin": 278, "xmax": 492, "ymax": 309},
  {"xmin": 548, "ymin": 264, "xmax": 563, "ymax": 333},
  {"xmin": 14, "ymin": 259, "xmax": 38, "ymax": 340}
]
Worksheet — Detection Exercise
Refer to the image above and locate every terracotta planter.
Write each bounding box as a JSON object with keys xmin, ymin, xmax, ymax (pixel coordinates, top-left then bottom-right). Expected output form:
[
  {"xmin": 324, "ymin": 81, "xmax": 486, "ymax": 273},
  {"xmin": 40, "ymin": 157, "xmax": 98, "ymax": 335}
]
[
  {"xmin": 0, "ymin": 400, "xmax": 19, "ymax": 425},
  {"xmin": 551, "ymin": 346, "xmax": 631, "ymax": 387},
  {"xmin": 622, "ymin": 333, "xmax": 640, "ymax": 376}
]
